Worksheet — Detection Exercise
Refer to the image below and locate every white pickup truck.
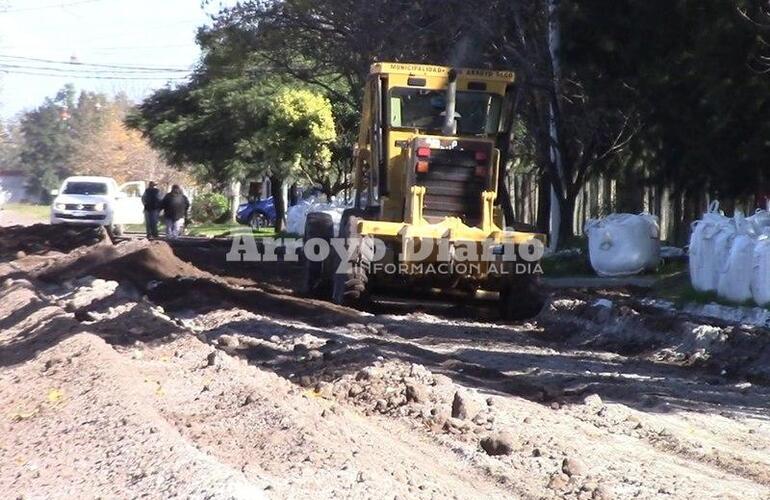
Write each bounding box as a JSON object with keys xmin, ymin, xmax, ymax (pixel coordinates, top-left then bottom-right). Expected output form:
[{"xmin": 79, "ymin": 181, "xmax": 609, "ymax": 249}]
[{"xmin": 50, "ymin": 176, "xmax": 146, "ymax": 235}]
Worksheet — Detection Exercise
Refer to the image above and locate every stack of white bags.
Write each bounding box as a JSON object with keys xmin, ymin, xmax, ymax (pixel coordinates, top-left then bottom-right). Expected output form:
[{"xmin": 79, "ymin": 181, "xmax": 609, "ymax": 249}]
[
  {"xmin": 286, "ymin": 196, "xmax": 350, "ymax": 236},
  {"xmin": 689, "ymin": 201, "xmax": 770, "ymax": 305},
  {"xmin": 585, "ymin": 213, "xmax": 662, "ymax": 277}
]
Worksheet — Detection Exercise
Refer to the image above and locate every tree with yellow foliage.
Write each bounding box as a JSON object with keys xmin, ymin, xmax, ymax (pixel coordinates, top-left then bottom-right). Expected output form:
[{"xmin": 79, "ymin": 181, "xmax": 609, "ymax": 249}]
[{"xmin": 74, "ymin": 99, "xmax": 192, "ymax": 189}]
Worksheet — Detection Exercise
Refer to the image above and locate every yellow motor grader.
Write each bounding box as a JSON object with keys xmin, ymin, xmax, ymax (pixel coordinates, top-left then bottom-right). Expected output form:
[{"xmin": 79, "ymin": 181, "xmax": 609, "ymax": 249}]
[{"xmin": 303, "ymin": 62, "xmax": 547, "ymax": 319}]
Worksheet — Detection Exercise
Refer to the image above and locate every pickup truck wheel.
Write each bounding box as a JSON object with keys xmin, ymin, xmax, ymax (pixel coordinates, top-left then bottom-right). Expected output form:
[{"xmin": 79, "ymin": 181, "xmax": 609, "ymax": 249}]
[
  {"xmin": 107, "ymin": 224, "xmax": 124, "ymax": 237},
  {"xmin": 250, "ymin": 212, "xmax": 268, "ymax": 230},
  {"xmin": 301, "ymin": 212, "xmax": 334, "ymax": 298}
]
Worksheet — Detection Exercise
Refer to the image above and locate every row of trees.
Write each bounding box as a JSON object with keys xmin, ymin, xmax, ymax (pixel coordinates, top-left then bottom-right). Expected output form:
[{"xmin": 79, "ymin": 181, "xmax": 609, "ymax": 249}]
[
  {"xmin": 0, "ymin": 85, "xmax": 189, "ymax": 200},
  {"xmin": 128, "ymin": 0, "xmax": 770, "ymax": 242},
  {"xmin": 127, "ymin": 79, "xmax": 338, "ymax": 231}
]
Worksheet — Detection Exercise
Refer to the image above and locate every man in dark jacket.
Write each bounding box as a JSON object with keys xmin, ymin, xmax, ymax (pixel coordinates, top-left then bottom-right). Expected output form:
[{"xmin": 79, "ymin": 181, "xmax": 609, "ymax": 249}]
[
  {"xmin": 141, "ymin": 181, "xmax": 162, "ymax": 238},
  {"xmin": 161, "ymin": 185, "xmax": 190, "ymax": 238}
]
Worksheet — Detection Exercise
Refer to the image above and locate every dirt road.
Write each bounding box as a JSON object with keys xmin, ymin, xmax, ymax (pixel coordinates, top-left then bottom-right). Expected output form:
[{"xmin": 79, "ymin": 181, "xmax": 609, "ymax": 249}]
[{"xmin": 1, "ymin": 226, "xmax": 768, "ymax": 499}]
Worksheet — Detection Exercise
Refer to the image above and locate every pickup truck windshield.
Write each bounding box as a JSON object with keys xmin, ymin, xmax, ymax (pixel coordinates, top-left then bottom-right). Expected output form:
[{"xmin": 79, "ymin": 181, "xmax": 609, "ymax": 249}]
[
  {"xmin": 389, "ymin": 88, "xmax": 502, "ymax": 136},
  {"xmin": 63, "ymin": 182, "xmax": 108, "ymax": 195}
]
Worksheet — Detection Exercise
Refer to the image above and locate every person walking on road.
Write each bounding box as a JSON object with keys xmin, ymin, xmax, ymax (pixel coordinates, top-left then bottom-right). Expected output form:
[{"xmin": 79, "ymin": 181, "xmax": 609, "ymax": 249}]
[
  {"xmin": 141, "ymin": 181, "xmax": 163, "ymax": 238},
  {"xmin": 161, "ymin": 185, "xmax": 190, "ymax": 238}
]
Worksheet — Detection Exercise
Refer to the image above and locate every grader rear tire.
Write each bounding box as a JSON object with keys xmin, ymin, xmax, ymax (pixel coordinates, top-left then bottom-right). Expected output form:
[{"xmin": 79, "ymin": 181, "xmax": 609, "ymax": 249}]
[{"xmin": 301, "ymin": 212, "xmax": 334, "ymax": 298}]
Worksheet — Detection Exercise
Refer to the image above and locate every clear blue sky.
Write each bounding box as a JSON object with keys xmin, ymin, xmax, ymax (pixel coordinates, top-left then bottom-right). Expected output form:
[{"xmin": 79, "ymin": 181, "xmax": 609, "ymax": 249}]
[{"xmin": 0, "ymin": 0, "xmax": 237, "ymax": 119}]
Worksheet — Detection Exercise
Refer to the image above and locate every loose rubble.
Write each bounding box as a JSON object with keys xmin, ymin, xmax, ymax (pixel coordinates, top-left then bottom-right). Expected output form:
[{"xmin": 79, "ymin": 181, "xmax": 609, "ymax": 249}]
[{"xmin": 1, "ymin": 223, "xmax": 769, "ymax": 499}]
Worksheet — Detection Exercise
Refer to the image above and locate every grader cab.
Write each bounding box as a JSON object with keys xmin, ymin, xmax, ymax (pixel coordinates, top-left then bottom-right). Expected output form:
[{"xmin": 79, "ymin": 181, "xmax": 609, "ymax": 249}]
[{"xmin": 303, "ymin": 62, "xmax": 547, "ymax": 319}]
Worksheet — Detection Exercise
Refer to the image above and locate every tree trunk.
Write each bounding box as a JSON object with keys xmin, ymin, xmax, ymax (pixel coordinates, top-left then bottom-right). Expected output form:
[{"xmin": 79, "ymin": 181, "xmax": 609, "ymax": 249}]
[
  {"xmin": 721, "ymin": 197, "xmax": 735, "ymax": 217},
  {"xmin": 497, "ymin": 172, "xmax": 516, "ymax": 227},
  {"xmin": 498, "ymin": 81, "xmax": 524, "ymax": 227},
  {"xmin": 537, "ymin": 173, "xmax": 551, "ymax": 234},
  {"xmin": 270, "ymin": 175, "xmax": 287, "ymax": 233},
  {"xmin": 289, "ymin": 182, "xmax": 298, "ymax": 207},
  {"xmin": 616, "ymin": 171, "xmax": 644, "ymax": 213},
  {"xmin": 672, "ymin": 191, "xmax": 684, "ymax": 246},
  {"xmin": 229, "ymin": 179, "xmax": 241, "ymax": 223},
  {"xmin": 558, "ymin": 189, "xmax": 577, "ymax": 247}
]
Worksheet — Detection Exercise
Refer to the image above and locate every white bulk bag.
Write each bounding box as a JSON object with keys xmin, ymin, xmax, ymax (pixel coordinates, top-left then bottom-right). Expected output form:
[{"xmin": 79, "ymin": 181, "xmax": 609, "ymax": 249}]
[
  {"xmin": 585, "ymin": 213, "xmax": 661, "ymax": 277},
  {"xmin": 706, "ymin": 222, "xmax": 736, "ymax": 293},
  {"xmin": 287, "ymin": 200, "xmax": 313, "ymax": 235},
  {"xmin": 689, "ymin": 201, "xmax": 731, "ymax": 292},
  {"xmin": 748, "ymin": 208, "xmax": 770, "ymax": 235},
  {"xmin": 287, "ymin": 196, "xmax": 349, "ymax": 236},
  {"xmin": 717, "ymin": 212, "xmax": 755, "ymax": 303},
  {"xmin": 687, "ymin": 202, "xmax": 705, "ymax": 287},
  {"xmin": 752, "ymin": 234, "xmax": 770, "ymax": 306}
]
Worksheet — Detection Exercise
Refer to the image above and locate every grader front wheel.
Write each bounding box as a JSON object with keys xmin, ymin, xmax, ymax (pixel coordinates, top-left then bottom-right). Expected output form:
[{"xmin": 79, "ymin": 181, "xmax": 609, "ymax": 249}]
[
  {"xmin": 332, "ymin": 212, "xmax": 373, "ymax": 308},
  {"xmin": 499, "ymin": 273, "xmax": 546, "ymax": 321}
]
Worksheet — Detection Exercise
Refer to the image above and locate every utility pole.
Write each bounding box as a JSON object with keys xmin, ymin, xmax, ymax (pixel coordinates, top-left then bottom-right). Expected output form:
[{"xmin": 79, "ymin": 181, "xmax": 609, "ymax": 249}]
[{"xmin": 547, "ymin": 0, "xmax": 566, "ymax": 251}]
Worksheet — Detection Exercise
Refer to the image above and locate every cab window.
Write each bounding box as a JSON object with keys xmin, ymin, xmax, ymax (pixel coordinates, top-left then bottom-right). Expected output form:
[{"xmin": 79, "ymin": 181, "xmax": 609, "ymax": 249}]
[
  {"xmin": 63, "ymin": 182, "xmax": 108, "ymax": 195},
  {"xmin": 388, "ymin": 88, "xmax": 502, "ymax": 136}
]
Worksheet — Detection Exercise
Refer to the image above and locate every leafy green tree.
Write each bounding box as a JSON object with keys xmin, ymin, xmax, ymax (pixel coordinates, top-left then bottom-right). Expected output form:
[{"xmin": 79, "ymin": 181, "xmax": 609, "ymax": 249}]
[
  {"xmin": 197, "ymin": 15, "xmax": 360, "ymax": 199},
  {"xmin": 128, "ymin": 77, "xmax": 272, "ymax": 186},
  {"xmin": 17, "ymin": 85, "xmax": 121, "ymax": 200},
  {"xmin": 128, "ymin": 79, "xmax": 336, "ymax": 231},
  {"xmin": 19, "ymin": 85, "xmax": 78, "ymax": 199},
  {"xmin": 251, "ymin": 87, "xmax": 336, "ymax": 230},
  {"xmin": 563, "ymin": 0, "xmax": 770, "ymax": 206},
  {"xmin": 0, "ymin": 119, "xmax": 22, "ymax": 172},
  {"xmin": 71, "ymin": 91, "xmax": 110, "ymax": 146}
]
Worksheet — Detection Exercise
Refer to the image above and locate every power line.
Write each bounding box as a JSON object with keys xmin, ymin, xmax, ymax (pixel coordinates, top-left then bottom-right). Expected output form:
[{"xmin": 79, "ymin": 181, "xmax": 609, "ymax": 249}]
[
  {"xmin": 0, "ymin": 45, "xmax": 192, "ymax": 54},
  {"xmin": 0, "ymin": 67, "xmax": 189, "ymax": 81},
  {"xmin": 0, "ymin": 68, "xmax": 188, "ymax": 81},
  {"xmin": 0, "ymin": 0, "xmax": 111, "ymax": 13},
  {"xmin": 0, "ymin": 41, "xmax": 195, "ymax": 51},
  {"xmin": 83, "ymin": 43, "xmax": 192, "ymax": 51},
  {"xmin": 0, "ymin": 54, "xmax": 191, "ymax": 72},
  {"xmin": 0, "ymin": 62, "xmax": 190, "ymax": 76},
  {"xmin": 67, "ymin": 19, "xmax": 206, "ymax": 43}
]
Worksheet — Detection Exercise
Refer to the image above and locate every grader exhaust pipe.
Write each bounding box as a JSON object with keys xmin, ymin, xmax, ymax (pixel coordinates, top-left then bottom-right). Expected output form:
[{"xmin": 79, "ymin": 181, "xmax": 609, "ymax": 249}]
[{"xmin": 442, "ymin": 69, "xmax": 458, "ymax": 135}]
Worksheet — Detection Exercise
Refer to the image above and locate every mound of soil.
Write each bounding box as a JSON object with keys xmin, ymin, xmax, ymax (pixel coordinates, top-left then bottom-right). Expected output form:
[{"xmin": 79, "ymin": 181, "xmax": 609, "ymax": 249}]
[
  {"xmin": 97, "ymin": 241, "xmax": 211, "ymax": 287},
  {"xmin": 148, "ymin": 277, "xmax": 361, "ymax": 327},
  {"xmin": 0, "ymin": 224, "xmax": 105, "ymax": 260},
  {"xmin": 38, "ymin": 240, "xmax": 210, "ymax": 290}
]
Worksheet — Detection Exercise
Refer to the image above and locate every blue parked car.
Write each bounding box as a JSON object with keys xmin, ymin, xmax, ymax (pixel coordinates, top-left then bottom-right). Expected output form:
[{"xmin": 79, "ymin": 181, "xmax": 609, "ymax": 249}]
[{"xmin": 235, "ymin": 197, "xmax": 276, "ymax": 229}]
